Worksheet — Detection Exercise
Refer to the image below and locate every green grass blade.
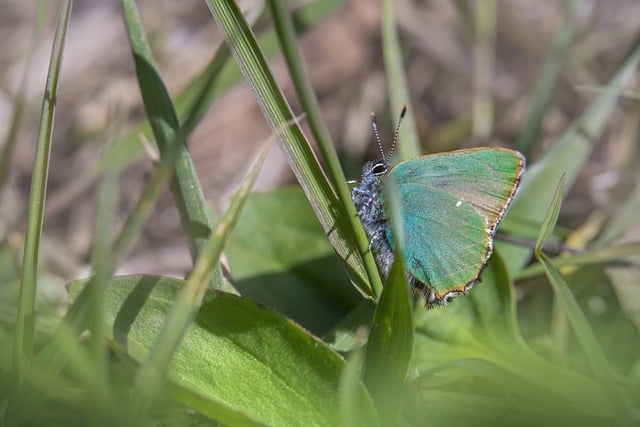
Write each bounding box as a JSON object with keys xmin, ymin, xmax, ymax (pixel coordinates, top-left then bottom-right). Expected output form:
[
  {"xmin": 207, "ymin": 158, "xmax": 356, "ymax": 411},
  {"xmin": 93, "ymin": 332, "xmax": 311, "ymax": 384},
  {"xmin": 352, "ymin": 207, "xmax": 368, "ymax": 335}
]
[
  {"xmin": 87, "ymin": 146, "xmax": 120, "ymax": 385},
  {"xmin": 43, "ymin": 1, "xmax": 343, "ymax": 224},
  {"xmin": 535, "ymin": 175, "xmax": 566, "ymax": 251},
  {"xmin": 129, "ymin": 139, "xmax": 273, "ymax": 417},
  {"xmin": 516, "ymin": 241, "xmax": 640, "ymax": 280},
  {"xmin": 339, "ymin": 349, "xmax": 380, "ymax": 427},
  {"xmin": 594, "ymin": 184, "xmax": 640, "ymax": 247},
  {"xmin": 13, "ymin": 0, "xmax": 73, "ymax": 390},
  {"xmin": 381, "ymin": 0, "xmax": 420, "ymax": 161},
  {"xmin": 515, "ymin": 0, "xmax": 576, "ymax": 157},
  {"xmin": 500, "ymin": 37, "xmax": 640, "ymax": 273},
  {"xmin": 35, "ymin": 154, "xmax": 175, "ymax": 374},
  {"xmin": 471, "ymin": 0, "xmax": 497, "ymax": 141},
  {"xmin": 36, "ymin": 0, "xmax": 225, "ymax": 375},
  {"xmin": 362, "ymin": 256, "xmax": 413, "ymax": 424},
  {"xmin": 205, "ymin": 0, "xmax": 373, "ymax": 296},
  {"xmin": 267, "ymin": 0, "xmax": 382, "ymax": 298},
  {"xmin": 0, "ymin": 0, "xmax": 49, "ymax": 189},
  {"xmin": 534, "ymin": 176, "xmax": 632, "ymax": 424},
  {"xmin": 121, "ymin": 0, "xmax": 219, "ymax": 281}
]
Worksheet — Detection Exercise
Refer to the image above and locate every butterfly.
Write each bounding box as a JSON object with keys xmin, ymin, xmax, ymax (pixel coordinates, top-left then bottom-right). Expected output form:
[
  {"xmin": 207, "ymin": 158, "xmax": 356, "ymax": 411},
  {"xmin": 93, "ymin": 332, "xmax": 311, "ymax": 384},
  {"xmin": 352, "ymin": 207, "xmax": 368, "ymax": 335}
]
[{"xmin": 351, "ymin": 105, "xmax": 525, "ymax": 307}]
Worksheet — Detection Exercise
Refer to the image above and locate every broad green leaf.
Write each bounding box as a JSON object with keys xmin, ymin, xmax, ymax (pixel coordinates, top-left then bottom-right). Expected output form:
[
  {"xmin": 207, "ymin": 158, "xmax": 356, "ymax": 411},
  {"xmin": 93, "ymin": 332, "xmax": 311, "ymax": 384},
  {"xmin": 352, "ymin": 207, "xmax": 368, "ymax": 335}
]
[
  {"xmin": 226, "ymin": 187, "xmax": 361, "ymax": 335},
  {"xmin": 322, "ymin": 300, "xmax": 375, "ymax": 353},
  {"xmin": 68, "ymin": 275, "xmax": 376, "ymax": 427}
]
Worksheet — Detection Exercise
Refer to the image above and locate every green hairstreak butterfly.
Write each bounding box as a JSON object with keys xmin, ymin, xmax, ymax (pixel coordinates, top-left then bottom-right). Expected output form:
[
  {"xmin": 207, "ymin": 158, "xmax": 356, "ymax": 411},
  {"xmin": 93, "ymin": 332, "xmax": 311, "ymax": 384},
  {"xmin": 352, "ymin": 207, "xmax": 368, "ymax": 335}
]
[{"xmin": 352, "ymin": 106, "xmax": 525, "ymax": 307}]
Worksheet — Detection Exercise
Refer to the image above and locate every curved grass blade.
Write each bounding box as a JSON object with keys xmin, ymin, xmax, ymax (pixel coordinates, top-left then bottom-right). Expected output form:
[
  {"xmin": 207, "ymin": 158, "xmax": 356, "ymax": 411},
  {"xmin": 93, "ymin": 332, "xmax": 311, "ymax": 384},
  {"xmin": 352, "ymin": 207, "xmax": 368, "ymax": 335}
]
[
  {"xmin": 594, "ymin": 184, "xmax": 640, "ymax": 247},
  {"xmin": 534, "ymin": 175, "xmax": 633, "ymax": 424},
  {"xmin": 516, "ymin": 241, "xmax": 640, "ymax": 280}
]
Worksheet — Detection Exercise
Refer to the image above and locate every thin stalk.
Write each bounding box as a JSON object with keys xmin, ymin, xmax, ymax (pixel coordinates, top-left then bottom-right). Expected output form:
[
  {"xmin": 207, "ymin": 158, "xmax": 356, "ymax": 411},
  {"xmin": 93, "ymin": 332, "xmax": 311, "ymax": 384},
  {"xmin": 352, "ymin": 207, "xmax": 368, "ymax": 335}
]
[{"xmin": 13, "ymin": 0, "xmax": 73, "ymax": 389}]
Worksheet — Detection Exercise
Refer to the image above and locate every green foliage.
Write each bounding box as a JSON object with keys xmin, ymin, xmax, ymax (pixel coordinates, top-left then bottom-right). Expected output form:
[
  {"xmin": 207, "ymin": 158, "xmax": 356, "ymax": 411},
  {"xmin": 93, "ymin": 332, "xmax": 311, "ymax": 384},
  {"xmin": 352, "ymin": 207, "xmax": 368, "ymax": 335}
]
[
  {"xmin": 66, "ymin": 275, "xmax": 376, "ymax": 426},
  {"xmin": 2, "ymin": 1, "xmax": 640, "ymax": 426}
]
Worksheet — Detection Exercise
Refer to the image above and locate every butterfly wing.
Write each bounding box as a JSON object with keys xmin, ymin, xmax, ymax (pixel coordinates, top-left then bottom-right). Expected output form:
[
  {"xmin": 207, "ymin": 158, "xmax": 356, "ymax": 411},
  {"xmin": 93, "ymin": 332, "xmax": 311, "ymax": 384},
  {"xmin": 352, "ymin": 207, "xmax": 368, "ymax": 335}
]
[{"xmin": 387, "ymin": 148, "xmax": 524, "ymax": 299}]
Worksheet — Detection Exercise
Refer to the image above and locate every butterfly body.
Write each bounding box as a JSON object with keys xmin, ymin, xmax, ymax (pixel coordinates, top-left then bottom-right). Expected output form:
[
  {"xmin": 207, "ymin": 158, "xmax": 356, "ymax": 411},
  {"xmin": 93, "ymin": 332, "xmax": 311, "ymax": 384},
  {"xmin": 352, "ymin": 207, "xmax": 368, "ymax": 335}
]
[{"xmin": 352, "ymin": 147, "xmax": 525, "ymax": 307}]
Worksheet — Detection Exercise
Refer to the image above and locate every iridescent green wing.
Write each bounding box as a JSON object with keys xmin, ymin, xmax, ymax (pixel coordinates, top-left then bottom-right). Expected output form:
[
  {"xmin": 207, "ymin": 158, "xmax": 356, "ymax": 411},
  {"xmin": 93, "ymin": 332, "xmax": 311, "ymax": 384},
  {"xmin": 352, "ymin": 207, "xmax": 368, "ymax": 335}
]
[{"xmin": 387, "ymin": 148, "xmax": 524, "ymax": 298}]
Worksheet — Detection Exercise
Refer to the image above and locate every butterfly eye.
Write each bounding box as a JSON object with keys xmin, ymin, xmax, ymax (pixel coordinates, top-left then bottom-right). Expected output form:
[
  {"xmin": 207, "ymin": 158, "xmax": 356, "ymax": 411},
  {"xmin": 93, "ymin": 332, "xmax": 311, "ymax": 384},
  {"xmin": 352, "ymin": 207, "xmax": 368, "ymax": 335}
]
[{"xmin": 371, "ymin": 163, "xmax": 388, "ymax": 175}]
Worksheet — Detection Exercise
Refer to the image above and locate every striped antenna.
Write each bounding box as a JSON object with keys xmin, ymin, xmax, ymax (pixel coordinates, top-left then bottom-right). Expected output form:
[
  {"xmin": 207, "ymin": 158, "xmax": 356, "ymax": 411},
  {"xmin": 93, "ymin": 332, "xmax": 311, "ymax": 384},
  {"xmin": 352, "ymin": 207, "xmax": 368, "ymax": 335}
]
[
  {"xmin": 388, "ymin": 104, "xmax": 408, "ymax": 162},
  {"xmin": 370, "ymin": 112, "xmax": 386, "ymax": 164}
]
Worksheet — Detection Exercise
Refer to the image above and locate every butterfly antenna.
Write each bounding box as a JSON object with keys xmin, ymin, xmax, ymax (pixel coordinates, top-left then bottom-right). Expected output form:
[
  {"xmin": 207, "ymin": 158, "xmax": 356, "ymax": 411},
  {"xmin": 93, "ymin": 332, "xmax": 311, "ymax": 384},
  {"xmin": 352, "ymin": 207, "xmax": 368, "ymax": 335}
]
[
  {"xmin": 388, "ymin": 104, "xmax": 408, "ymax": 161},
  {"xmin": 370, "ymin": 111, "xmax": 386, "ymax": 164}
]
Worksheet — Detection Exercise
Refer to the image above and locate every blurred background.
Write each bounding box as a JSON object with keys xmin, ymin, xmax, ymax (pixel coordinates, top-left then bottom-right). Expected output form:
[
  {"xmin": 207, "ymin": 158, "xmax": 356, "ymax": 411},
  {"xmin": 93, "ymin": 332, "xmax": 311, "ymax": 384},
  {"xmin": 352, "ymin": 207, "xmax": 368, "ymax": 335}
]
[{"xmin": 1, "ymin": 0, "xmax": 639, "ymax": 306}]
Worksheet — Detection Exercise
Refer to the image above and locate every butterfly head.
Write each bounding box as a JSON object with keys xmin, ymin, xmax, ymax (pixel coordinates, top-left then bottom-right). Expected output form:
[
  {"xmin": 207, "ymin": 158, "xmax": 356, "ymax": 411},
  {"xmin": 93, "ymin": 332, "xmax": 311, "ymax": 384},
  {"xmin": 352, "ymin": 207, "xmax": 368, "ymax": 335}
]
[
  {"xmin": 361, "ymin": 160, "xmax": 388, "ymax": 179},
  {"xmin": 352, "ymin": 104, "xmax": 409, "ymax": 208}
]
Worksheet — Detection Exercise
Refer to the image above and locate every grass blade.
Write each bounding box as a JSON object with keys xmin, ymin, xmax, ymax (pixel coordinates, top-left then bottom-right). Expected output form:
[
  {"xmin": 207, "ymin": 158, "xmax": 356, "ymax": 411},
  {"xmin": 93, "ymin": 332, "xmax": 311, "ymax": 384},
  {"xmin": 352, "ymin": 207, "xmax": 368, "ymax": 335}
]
[
  {"xmin": 129, "ymin": 138, "xmax": 273, "ymax": 417},
  {"xmin": 471, "ymin": 0, "xmax": 497, "ymax": 141},
  {"xmin": 515, "ymin": 0, "xmax": 576, "ymax": 157},
  {"xmin": 121, "ymin": 0, "xmax": 219, "ymax": 279},
  {"xmin": 534, "ymin": 176, "xmax": 632, "ymax": 424},
  {"xmin": 381, "ymin": 0, "xmax": 420, "ymax": 161},
  {"xmin": 268, "ymin": 0, "xmax": 382, "ymax": 298},
  {"xmin": 13, "ymin": 0, "xmax": 73, "ymax": 389},
  {"xmin": 206, "ymin": 0, "xmax": 374, "ymax": 297},
  {"xmin": 500, "ymin": 37, "xmax": 640, "ymax": 273},
  {"xmin": 0, "ymin": 1, "xmax": 50, "ymax": 188}
]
